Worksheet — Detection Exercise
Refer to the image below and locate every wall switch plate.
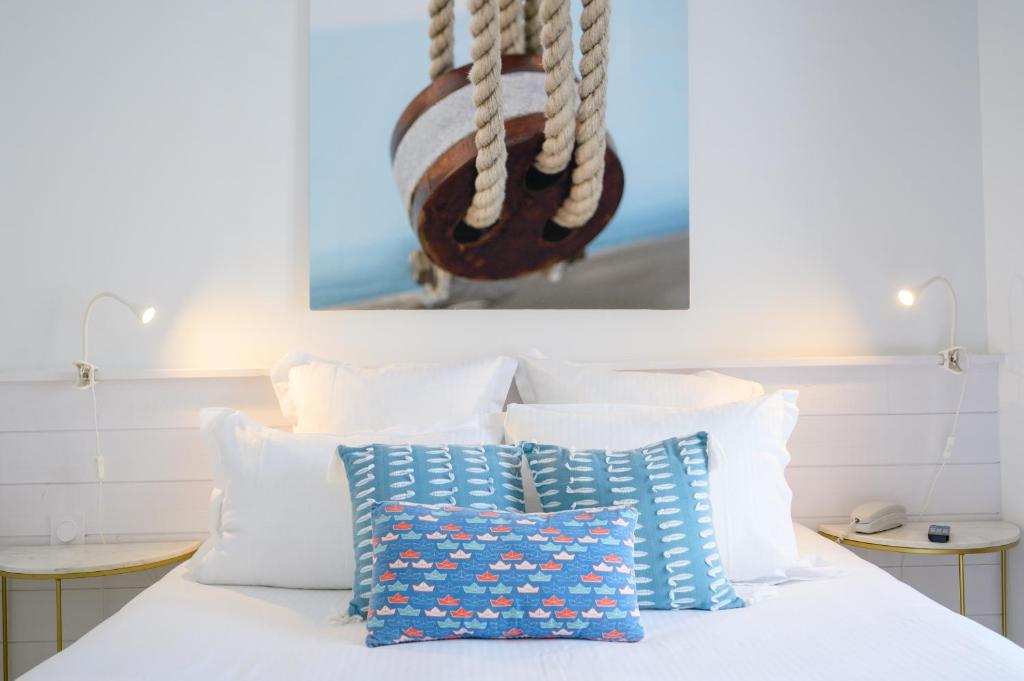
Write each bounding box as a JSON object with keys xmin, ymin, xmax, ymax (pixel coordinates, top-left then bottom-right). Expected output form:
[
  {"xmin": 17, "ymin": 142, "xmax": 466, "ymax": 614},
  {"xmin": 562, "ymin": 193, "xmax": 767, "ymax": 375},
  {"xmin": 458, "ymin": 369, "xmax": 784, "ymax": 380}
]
[{"xmin": 50, "ymin": 514, "xmax": 85, "ymax": 545}]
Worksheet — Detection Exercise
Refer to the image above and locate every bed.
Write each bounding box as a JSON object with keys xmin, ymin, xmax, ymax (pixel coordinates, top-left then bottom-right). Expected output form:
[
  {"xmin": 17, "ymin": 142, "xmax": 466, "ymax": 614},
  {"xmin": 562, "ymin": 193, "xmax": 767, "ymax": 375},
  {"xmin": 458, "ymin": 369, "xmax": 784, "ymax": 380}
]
[{"xmin": 22, "ymin": 526, "xmax": 1024, "ymax": 681}]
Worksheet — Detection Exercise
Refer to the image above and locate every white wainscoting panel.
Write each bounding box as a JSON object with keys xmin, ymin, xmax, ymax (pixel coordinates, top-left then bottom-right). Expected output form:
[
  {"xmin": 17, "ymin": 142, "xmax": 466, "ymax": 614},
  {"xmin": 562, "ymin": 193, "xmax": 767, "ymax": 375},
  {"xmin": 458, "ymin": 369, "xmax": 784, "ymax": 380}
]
[{"xmin": 0, "ymin": 356, "xmax": 1003, "ymax": 677}]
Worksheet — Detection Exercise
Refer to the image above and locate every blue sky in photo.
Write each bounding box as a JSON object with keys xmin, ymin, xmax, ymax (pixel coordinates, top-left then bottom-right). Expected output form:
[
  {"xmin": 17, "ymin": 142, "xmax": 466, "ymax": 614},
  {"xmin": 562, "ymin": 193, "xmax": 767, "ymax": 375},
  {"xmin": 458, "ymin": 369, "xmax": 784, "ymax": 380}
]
[{"xmin": 310, "ymin": 0, "xmax": 688, "ymax": 308}]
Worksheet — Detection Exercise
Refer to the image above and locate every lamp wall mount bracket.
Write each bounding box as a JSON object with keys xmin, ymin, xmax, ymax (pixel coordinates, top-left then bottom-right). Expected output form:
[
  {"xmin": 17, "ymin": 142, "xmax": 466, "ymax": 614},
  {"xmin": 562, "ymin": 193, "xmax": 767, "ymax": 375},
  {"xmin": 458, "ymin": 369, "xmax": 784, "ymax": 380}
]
[{"xmin": 74, "ymin": 361, "xmax": 97, "ymax": 389}]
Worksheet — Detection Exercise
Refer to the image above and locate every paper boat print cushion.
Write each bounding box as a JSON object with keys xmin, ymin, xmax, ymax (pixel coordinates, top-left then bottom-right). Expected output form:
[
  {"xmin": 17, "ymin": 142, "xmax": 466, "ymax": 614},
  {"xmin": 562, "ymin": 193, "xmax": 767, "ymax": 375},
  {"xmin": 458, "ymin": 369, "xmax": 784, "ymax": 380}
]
[
  {"xmin": 525, "ymin": 432, "xmax": 745, "ymax": 611},
  {"xmin": 339, "ymin": 444, "xmax": 526, "ymax": 618},
  {"xmin": 364, "ymin": 501, "xmax": 644, "ymax": 646}
]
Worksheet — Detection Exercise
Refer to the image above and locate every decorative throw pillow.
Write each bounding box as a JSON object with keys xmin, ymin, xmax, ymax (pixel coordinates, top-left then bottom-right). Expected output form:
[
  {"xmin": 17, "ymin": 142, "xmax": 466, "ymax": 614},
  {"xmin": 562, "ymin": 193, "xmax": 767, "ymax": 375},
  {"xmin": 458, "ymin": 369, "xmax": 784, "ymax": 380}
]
[
  {"xmin": 365, "ymin": 501, "xmax": 644, "ymax": 647},
  {"xmin": 339, "ymin": 444, "xmax": 526, "ymax": 617},
  {"xmin": 525, "ymin": 433, "xmax": 745, "ymax": 611}
]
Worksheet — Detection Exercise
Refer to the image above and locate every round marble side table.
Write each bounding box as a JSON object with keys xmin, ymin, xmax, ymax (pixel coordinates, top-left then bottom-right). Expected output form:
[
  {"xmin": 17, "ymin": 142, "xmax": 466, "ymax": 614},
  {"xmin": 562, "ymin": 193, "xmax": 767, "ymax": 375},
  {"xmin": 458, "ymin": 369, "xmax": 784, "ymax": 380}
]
[
  {"xmin": 0, "ymin": 541, "xmax": 199, "ymax": 681},
  {"xmin": 819, "ymin": 521, "xmax": 1020, "ymax": 636}
]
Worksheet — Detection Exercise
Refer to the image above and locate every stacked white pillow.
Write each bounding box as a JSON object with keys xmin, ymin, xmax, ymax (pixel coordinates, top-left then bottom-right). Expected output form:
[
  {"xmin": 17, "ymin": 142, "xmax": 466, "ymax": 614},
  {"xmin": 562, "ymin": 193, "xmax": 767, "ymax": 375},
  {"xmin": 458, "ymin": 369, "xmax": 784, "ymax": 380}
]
[
  {"xmin": 514, "ymin": 355, "xmax": 764, "ymax": 407},
  {"xmin": 271, "ymin": 351, "xmax": 517, "ymax": 433},
  {"xmin": 505, "ymin": 392, "xmax": 800, "ymax": 583},
  {"xmin": 191, "ymin": 409, "xmax": 504, "ymax": 589},
  {"xmin": 199, "ymin": 351, "xmax": 798, "ymax": 591}
]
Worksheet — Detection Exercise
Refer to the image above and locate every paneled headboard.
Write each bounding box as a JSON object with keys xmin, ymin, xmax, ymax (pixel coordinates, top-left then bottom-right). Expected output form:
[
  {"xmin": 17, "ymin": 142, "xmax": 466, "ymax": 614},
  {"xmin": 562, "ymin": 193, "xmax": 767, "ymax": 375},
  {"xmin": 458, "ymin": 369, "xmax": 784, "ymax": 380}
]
[{"xmin": 0, "ymin": 355, "xmax": 999, "ymax": 543}]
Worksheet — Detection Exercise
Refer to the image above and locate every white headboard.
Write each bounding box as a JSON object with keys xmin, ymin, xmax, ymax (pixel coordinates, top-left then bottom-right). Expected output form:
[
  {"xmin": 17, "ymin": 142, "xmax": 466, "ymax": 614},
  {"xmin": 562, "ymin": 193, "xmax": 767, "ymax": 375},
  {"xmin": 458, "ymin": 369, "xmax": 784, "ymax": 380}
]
[{"xmin": 0, "ymin": 355, "xmax": 999, "ymax": 543}]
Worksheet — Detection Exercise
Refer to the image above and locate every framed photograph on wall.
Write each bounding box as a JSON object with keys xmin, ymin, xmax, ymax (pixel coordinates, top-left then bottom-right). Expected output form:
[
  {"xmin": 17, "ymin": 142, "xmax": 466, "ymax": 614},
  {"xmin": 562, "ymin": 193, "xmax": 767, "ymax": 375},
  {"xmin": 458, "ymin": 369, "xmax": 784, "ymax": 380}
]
[{"xmin": 310, "ymin": 0, "xmax": 689, "ymax": 309}]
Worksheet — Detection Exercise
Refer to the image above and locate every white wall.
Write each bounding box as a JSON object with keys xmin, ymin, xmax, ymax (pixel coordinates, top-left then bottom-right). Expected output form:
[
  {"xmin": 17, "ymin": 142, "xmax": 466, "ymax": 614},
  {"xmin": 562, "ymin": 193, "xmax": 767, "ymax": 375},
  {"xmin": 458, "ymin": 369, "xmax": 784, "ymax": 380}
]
[
  {"xmin": 0, "ymin": 1, "xmax": 1008, "ymax": 674},
  {"xmin": 978, "ymin": 0, "xmax": 1024, "ymax": 646},
  {"xmin": 0, "ymin": 0, "xmax": 990, "ymax": 376}
]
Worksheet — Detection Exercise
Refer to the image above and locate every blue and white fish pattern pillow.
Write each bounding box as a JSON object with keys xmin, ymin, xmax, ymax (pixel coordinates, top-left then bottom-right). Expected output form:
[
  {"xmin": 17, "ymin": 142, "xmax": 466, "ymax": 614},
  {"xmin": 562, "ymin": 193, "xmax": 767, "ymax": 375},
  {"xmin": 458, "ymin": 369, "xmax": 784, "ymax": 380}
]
[
  {"xmin": 338, "ymin": 443, "xmax": 526, "ymax": 618},
  {"xmin": 525, "ymin": 432, "xmax": 745, "ymax": 611},
  {"xmin": 364, "ymin": 501, "xmax": 644, "ymax": 646}
]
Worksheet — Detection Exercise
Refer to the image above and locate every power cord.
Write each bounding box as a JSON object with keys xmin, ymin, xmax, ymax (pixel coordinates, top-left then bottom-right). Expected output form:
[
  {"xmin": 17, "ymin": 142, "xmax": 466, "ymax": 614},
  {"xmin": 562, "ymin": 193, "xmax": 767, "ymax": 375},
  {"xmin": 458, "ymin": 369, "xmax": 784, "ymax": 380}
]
[
  {"xmin": 89, "ymin": 381, "xmax": 107, "ymax": 544},
  {"xmin": 916, "ymin": 357, "xmax": 969, "ymax": 521},
  {"xmin": 897, "ymin": 354, "xmax": 969, "ymax": 580},
  {"xmin": 833, "ymin": 518, "xmax": 857, "ymax": 544}
]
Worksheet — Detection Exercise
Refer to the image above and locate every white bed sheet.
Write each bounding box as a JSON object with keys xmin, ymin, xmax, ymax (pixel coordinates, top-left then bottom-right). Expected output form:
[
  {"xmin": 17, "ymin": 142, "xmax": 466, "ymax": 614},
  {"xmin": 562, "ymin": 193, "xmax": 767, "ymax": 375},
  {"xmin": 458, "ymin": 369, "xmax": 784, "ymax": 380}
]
[{"xmin": 22, "ymin": 526, "xmax": 1024, "ymax": 681}]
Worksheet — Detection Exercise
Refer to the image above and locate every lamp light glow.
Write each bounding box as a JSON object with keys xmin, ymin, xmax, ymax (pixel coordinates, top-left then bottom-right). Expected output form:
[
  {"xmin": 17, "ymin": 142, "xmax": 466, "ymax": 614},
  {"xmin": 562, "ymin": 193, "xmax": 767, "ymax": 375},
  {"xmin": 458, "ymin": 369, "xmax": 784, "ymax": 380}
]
[
  {"xmin": 140, "ymin": 306, "xmax": 156, "ymax": 324},
  {"xmin": 897, "ymin": 289, "xmax": 916, "ymax": 307}
]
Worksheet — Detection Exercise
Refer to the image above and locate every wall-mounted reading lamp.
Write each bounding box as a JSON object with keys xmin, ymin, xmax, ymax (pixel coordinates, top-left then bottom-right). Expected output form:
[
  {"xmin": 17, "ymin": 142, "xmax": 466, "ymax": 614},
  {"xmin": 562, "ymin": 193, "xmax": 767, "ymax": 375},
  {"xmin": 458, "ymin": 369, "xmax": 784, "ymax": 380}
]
[
  {"xmin": 897, "ymin": 275, "xmax": 968, "ymax": 529},
  {"xmin": 74, "ymin": 292, "xmax": 156, "ymax": 388},
  {"xmin": 71, "ymin": 292, "xmax": 156, "ymax": 543},
  {"xmin": 897, "ymin": 276, "xmax": 962, "ymax": 374}
]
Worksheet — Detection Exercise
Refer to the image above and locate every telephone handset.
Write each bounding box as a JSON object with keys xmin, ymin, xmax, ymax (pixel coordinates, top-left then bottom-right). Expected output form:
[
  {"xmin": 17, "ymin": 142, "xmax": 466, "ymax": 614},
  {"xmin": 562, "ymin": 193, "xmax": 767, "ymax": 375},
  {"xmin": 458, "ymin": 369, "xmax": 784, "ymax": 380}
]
[{"xmin": 849, "ymin": 501, "xmax": 907, "ymax": 534}]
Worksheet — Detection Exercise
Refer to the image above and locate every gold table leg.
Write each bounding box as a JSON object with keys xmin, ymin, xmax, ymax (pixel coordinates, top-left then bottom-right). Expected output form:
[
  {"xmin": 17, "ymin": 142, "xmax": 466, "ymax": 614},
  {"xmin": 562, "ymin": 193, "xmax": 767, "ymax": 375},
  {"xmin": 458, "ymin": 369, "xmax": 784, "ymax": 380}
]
[
  {"xmin": 1002, "ymin": 549, "xmax": 1008, "ymax": 637},
  {"xmin": 55, "ymin": 578, "xmax": 62, "ymax": 652},
  {"xmin": 958, "ymin": 554, "xmax": 966, "ymax": 616},
  {"xmin": 2, "ymin": 575, "xmax": 8, "ymax": 681}
]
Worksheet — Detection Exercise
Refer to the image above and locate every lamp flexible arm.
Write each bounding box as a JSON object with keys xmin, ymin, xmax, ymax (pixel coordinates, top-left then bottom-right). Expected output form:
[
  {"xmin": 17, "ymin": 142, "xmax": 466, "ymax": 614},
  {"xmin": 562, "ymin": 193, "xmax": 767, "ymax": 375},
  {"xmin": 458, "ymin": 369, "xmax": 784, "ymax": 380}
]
[
  {"xmin": 81, "ymin": 292, "xmax": 139, "ymax": 363},
  {"xmin": 916, "ymin": 276, "xmax": 958, "ymax": 349}
]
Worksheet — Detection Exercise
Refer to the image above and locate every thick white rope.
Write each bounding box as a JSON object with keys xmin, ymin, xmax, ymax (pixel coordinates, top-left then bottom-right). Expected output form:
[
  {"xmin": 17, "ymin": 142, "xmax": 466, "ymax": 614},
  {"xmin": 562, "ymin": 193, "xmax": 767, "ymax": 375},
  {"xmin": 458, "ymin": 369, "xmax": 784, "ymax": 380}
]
[
  {"xmin": 553, "ymin": 0, "xmax": 610, "ymax": 228},
  {"xmin": 464, "ymin": 0, "xmax": 509, "ymax": 228},
  {"xmin": 533, "ymin": 0, "xmax": 575, "ymax": 175},
  {"xmin": 524, "ymin": 0, "xmax": 542, "ymax": 54},
  {"xmin": 428, "ymin": 0, "xmax": 456, "ymax": 80},
  {"xmin": 500, "ymin": 0, "xmax": 525, "ymax": 53}
]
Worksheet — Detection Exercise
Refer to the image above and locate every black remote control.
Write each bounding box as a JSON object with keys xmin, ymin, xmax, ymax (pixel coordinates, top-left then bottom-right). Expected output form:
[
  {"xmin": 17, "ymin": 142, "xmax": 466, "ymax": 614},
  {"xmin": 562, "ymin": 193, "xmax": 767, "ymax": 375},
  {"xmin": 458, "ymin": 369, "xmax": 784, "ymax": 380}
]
[{"xmin": 928, "ymin": 524, "xmax": 951, "ymax": 543}]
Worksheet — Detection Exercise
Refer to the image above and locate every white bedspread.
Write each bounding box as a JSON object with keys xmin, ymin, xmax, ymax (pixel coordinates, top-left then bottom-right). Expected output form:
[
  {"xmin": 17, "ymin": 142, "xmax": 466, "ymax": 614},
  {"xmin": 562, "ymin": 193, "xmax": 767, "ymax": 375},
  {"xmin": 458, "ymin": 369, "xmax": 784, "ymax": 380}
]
[{"xmin": 22, "ymin": 526, "xmax": 1024, "ymax": 680}]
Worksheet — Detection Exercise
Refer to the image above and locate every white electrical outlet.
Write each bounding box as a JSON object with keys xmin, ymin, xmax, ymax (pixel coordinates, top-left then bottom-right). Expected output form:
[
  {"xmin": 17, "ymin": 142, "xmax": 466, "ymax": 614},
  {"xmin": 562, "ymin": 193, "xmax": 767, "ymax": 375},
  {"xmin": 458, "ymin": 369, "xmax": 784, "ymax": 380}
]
[{"xmin": 50, "ymin": 514, "xmax": 85, "ymax": 545}]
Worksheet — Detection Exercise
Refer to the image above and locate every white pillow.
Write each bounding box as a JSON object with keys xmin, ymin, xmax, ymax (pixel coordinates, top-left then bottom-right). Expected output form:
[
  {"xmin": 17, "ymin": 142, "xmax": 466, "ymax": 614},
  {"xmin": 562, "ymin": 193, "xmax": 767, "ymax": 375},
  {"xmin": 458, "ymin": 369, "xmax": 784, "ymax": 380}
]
[
  {"xmin": 504, "ymin": 392, "xmax": 799, "ymax": 583},
  {"xmin": 191, "ymin": 409, "xmax": 504, "ymax": 589},
  {"xmin": 271, "ymin": 351, "xmax": 518, "ymax": 433},
  {"xmin": 514, "ymin": 355, "xmax": 764, "ymax": 407}
]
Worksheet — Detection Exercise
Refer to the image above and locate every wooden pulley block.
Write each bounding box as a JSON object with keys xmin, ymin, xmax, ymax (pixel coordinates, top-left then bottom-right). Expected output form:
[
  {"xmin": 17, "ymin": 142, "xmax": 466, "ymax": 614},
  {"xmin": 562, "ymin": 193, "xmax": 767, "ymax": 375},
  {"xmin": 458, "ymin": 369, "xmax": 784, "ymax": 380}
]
[{"xmin": 391, "ymin": 55, "xmax": 624, "ymax": 281}]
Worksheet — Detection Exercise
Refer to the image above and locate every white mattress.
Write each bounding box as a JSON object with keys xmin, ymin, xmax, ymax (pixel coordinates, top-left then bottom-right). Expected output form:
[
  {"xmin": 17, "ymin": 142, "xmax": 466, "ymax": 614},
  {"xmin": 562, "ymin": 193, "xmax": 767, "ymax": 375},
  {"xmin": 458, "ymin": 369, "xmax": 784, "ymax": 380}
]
[{"xmin": 22, "ymin": 526, "xmax": 1024, "ymax": 681}]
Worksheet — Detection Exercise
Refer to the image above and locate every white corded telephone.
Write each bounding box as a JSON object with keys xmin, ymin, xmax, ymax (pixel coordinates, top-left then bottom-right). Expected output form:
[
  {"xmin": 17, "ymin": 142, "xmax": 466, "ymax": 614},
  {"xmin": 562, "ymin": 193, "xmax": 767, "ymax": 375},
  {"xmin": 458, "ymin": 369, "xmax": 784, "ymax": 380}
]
[
  {"xmin": 834, "ymin": 501, "xmax": 907, "ymax": 544},
  {"xmin": 849, "ymin": 501, "xmax": 907, "ymax": 534}
]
